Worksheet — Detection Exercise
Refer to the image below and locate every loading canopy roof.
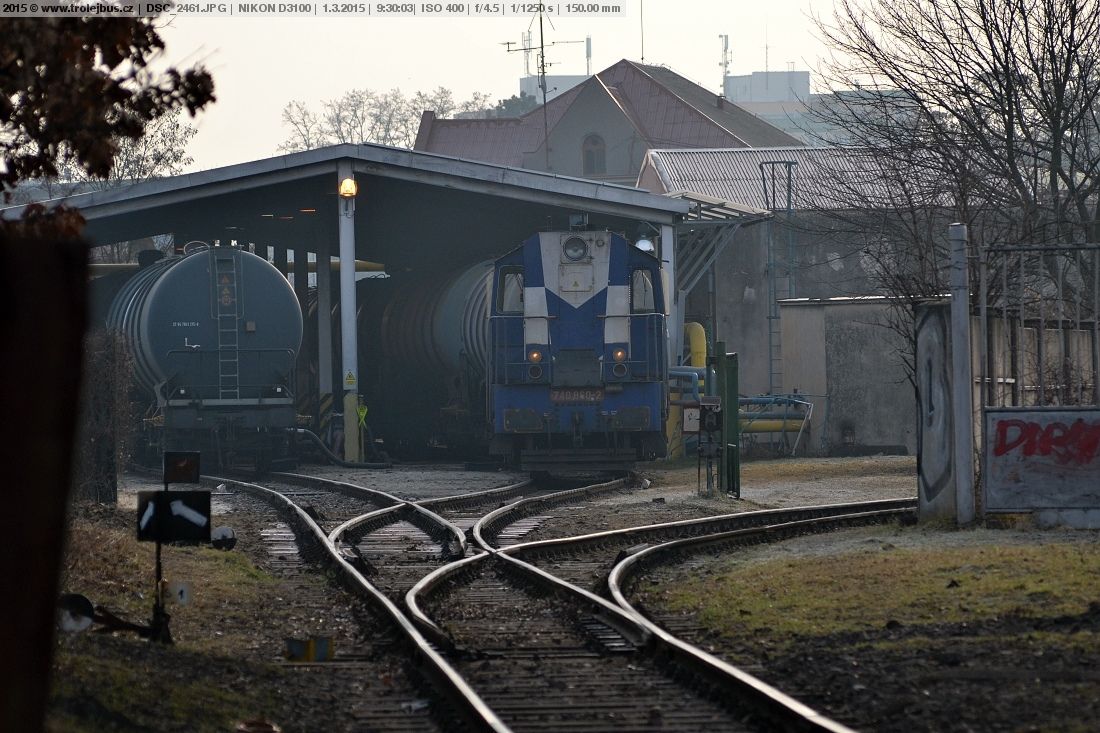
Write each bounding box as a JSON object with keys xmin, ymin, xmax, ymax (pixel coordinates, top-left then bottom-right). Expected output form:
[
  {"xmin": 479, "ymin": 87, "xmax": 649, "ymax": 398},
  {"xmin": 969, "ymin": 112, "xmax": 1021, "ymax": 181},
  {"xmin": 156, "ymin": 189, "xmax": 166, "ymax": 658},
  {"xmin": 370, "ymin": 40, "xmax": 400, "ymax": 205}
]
[{"xmin": 3, "ymin": 143, "xmax": 689, "ymax": 272}]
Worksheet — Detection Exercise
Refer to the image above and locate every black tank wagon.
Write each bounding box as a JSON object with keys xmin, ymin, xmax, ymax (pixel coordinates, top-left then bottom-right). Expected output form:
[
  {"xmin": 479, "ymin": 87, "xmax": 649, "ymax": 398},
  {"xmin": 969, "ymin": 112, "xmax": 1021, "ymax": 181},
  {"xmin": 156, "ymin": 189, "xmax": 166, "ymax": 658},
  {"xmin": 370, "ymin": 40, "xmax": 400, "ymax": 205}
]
[{"xmin": 106, "ymin": 245, "xmax": 303, "ymax": 470}]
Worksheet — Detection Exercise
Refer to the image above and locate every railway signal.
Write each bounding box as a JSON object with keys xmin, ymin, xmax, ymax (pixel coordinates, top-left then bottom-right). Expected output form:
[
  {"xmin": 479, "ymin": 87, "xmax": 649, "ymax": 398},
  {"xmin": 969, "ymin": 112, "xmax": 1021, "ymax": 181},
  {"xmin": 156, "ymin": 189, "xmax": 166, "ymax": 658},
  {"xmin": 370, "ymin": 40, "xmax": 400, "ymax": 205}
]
[{"xmin": 134, "ymin": 451, "xmax": 207, "ymax": 643}]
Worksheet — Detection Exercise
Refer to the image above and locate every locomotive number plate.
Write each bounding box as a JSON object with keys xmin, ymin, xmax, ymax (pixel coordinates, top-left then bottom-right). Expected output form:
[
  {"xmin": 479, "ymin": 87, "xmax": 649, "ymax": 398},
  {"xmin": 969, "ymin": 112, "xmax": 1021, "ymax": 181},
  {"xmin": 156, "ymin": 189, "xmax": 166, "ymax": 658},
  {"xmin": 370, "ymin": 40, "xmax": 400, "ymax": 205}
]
[{"xmin": 550, "ymin": 388, "xmax": 604, "ymax": 403}]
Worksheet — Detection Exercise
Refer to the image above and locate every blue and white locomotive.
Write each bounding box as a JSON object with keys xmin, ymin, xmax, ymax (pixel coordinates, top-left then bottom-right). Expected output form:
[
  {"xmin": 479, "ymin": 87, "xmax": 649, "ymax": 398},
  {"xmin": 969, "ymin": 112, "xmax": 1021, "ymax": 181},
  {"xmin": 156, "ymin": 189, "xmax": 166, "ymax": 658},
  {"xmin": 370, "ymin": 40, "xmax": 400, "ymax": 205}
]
[{"xmin": 487, "ymin": 230, "xmax": 668, "ymax": 472}]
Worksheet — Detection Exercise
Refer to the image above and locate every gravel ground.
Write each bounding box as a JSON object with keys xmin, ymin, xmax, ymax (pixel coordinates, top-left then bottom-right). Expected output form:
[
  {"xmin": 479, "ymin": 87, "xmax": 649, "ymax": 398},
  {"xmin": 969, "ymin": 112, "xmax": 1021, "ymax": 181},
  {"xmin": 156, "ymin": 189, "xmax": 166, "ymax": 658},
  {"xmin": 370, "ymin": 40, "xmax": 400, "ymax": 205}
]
[{"xmin": 301, "ymin": 464, "xmax": 527, "ymax": 502}]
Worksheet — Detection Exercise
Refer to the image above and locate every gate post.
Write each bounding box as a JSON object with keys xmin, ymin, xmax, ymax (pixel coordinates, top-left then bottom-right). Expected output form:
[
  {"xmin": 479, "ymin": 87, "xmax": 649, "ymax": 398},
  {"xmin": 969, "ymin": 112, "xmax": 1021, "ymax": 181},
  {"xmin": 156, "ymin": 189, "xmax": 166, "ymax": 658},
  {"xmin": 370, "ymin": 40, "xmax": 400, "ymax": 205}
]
[{"xmin": 949, "ymin": 223, "xmax": 976, "ymax": 524}]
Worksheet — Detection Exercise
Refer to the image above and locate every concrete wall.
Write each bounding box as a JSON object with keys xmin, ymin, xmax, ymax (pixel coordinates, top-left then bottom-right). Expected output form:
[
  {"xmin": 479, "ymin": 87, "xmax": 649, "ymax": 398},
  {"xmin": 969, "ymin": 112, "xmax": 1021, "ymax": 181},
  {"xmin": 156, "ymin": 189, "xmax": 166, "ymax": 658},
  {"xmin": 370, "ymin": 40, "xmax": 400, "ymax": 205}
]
[
  {"xmin": 915, "ymin": 303, "xmax": 957, "ymax": 518},
  {"xmin": 685, "ymin": 213, "xmax": 883, "ymax": 398},
  {"xmin": 779, "ymin": 299, "xmax": 916, "ymax": 455}
]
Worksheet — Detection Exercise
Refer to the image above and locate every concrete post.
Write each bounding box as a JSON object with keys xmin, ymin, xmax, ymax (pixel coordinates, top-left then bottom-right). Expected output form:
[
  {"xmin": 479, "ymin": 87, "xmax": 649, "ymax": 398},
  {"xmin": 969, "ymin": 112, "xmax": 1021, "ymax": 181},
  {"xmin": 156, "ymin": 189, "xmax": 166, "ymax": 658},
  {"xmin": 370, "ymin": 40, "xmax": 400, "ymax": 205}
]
[
  {"xmin": 949, "ymin": 223, "xmax": 976, "ymax": 524},
  {"xmin": 337, "ymin": 161, "xmax": 360, "ymax": 462}
]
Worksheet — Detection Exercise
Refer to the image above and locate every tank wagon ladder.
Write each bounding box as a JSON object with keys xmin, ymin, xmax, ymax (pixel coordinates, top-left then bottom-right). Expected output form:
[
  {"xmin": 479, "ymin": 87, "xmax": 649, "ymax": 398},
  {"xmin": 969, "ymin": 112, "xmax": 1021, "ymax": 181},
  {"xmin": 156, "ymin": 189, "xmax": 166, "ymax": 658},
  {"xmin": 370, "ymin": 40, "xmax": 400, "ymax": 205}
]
[{"xmin": 214, "ymin": 252, "xmax": 240, "ymax": 400}]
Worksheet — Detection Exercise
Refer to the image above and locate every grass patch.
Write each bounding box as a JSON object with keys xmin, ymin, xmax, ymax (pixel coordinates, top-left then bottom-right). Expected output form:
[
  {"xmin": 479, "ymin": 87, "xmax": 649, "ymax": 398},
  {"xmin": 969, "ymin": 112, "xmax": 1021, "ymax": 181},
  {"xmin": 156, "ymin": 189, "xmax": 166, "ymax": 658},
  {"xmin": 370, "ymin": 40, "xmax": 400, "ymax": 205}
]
[
  {"xmin": 49, "ymin": 637, "xmax": 283, "ymax": 733},
  {"xmin": 739, "ymin": 455, "xmax": 915, "ymax": 483},
  {"xmin": 640, "ymin": 455, "xmax": 916, "ymax": 491},
  {"xmin": 659, "ymin": 538, "xmax": 1100, "ymax": 646},
  {"xmin": 50, "ymin": 507, "xmax": 287, "ymax": 730},
  {"xmin": 60, "ymin": 515, "xmax": 278, "ymax": 648}
]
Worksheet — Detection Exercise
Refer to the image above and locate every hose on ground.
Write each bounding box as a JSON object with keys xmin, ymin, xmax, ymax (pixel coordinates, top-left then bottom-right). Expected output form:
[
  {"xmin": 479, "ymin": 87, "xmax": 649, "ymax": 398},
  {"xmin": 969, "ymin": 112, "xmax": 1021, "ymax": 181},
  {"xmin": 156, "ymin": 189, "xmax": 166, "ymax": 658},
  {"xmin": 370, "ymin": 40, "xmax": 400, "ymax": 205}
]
[{"xmin": 288, "ymin": 428, "xmax": 392, "ymax": 469}]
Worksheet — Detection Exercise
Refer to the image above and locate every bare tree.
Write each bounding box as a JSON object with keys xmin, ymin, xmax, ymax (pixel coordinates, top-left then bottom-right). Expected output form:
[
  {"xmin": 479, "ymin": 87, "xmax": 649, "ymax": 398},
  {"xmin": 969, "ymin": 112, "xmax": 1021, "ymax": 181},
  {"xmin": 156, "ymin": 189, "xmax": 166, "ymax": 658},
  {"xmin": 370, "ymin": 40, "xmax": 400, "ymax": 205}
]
[
  {"xmin": 802, "ymin": 0, "xmax": 1100, "ymax": 382},
  {"xmin": 58, "ymin": 108, "xmax": 198, "ymax": 190},
  {"xmin": 0, "ymin": 18, "xmax": 213, "ymax": 207},
  {"xmin": 278, "ymin": 86, "xmax": 491, "ymax": 152},
  {"xmin": 813, "ymin": 0, "xmax": 1100, "ymax": 249}
]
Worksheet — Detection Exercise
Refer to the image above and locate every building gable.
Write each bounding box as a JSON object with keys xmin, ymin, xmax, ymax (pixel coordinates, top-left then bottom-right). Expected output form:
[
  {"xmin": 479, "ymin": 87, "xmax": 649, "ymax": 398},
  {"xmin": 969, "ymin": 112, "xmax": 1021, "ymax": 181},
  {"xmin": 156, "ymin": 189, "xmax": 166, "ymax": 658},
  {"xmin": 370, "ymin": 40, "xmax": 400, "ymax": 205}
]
[{"xmin": 414, "ymin": 59, "xmax": 801, "ymax": 174}]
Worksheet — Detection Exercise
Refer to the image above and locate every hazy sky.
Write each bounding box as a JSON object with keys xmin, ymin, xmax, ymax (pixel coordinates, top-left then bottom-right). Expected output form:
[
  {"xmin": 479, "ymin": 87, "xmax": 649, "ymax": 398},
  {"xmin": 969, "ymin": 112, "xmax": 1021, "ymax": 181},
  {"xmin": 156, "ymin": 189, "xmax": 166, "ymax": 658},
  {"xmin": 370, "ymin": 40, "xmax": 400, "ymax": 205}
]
[{"xmin": 158, "ymin": 0, "xmax": 833, "ymax": 171}]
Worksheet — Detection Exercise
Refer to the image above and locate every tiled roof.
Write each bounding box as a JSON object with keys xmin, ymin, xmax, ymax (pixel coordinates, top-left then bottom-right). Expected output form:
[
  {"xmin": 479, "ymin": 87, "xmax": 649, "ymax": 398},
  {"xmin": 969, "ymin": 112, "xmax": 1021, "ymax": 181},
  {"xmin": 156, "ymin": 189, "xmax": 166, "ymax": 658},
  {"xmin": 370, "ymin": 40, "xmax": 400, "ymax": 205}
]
[
  {"xmin": 414, "ymin": 84, "xmax": 586, "ymax": 165},
  {"xmin": 415, "ymin": 60, "xmax": 801, "ymax": 160},
  {"xmin": 640, "ymin": 146, "xmax": 891, "ymax": 210},
  {"xmin": 632, "ymin": 64, "xmax": 801, "ymax": 148}
]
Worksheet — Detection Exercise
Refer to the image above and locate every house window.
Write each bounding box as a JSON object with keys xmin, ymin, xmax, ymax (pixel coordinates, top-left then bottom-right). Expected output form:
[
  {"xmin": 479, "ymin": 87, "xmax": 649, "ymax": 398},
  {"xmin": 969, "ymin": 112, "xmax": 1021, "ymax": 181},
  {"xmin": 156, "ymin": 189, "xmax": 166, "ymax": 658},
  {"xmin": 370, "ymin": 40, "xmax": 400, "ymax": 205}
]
[{"xmin": 582, "ymin": 134, "xmax": 606, "ymax": 176}]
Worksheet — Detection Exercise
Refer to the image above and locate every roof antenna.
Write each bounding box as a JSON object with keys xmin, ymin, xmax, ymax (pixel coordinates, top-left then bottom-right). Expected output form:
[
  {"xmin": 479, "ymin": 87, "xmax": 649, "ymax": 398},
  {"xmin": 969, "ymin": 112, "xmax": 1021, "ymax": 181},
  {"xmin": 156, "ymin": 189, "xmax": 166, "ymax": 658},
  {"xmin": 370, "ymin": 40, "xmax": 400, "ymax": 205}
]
[
  {"xmin": 640, "ymin": 0, "xmax": 646, "ymax": 62},
  {"xmin": 537, "ymin": 9, "xmax": 551, "ymax": 169},
  {"xmin": 503, "ymin": 9, "xmax": 563, "ymax": 171},
  {"xmin": 719, "ymin": 34, "xmax": 730, "ymax": 90}
]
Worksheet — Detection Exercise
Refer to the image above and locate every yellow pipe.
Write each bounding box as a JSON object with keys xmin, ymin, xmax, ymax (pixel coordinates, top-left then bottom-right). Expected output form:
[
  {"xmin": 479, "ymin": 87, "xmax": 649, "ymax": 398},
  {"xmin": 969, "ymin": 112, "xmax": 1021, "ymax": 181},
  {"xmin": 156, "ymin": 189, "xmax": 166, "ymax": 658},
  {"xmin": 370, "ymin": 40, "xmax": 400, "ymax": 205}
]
[
  {"xmin": 684, "ymin": 322, "xmax": 707, "ymax": 367},
  {"xmin": 297, "ymin": 259, "xmax": 386, "ymax": 273},
  {"xmin": 739, "ymin": 418, "xmax": 805, "ymax": 433},
  {"xmin": 666, "ymin": 322, "xmax": 709, "ymax": 459}
]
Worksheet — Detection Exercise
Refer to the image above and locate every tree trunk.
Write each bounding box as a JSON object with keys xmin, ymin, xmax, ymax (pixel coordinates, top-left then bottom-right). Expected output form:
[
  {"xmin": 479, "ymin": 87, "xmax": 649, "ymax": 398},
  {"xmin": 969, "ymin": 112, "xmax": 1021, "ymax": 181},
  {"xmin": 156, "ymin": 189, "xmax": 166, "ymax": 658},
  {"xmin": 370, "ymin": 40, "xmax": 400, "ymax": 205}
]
[{"xmin": 0, "ymin": 232, "xmax": 87, "ymax": 732}]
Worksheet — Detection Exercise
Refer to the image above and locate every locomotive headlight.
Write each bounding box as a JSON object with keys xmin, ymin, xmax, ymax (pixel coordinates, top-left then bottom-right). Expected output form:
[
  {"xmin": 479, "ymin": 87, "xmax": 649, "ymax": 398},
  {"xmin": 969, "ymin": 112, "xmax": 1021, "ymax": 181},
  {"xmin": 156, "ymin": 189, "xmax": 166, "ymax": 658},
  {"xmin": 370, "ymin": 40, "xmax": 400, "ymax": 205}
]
[
  {"xmin": 612, "ymin": 348, "xmax": 627, "ymax": 363},
  {"xmin": 528, "ymin": 348, "xmax": 543, "ymax": 363},
  {"xmin": 562, "ymin": 236, "xmax": 589, "ymax": 261}
]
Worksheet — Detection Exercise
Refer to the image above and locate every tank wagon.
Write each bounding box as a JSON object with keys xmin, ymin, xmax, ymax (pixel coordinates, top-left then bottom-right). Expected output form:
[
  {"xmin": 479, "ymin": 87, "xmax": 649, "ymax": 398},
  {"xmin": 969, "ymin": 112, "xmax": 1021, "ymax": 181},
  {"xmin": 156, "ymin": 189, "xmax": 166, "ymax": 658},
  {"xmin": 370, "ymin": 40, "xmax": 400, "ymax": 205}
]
[
  {"xmin": 106, "ymin": 246, "xmax": 303, "ymax": 471},
  {"xmin": 488, "ymin": 230, "xmax": 668, "ymax": 472},
  {"xmin": 375, "ymin": 261, "xmax": 494, "ymax": 453}
]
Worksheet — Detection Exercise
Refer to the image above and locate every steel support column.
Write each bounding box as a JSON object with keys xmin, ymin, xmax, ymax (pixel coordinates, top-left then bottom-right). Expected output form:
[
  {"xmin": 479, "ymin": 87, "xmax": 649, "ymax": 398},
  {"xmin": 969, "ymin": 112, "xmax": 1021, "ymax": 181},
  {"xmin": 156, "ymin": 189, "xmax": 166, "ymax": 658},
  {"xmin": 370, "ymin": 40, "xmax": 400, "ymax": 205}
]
[{"xmin": 338, "ymin": 161, "xmax": 360, "ymax": 462}]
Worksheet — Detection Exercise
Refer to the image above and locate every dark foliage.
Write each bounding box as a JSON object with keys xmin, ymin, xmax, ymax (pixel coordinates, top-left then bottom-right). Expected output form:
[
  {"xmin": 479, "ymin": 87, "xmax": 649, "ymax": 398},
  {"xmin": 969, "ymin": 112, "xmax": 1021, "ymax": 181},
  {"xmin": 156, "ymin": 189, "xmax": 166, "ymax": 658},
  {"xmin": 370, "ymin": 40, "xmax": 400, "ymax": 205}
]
[{"xmin": 0, "ymin": 18, "xmax": 215, "ymax": 204}]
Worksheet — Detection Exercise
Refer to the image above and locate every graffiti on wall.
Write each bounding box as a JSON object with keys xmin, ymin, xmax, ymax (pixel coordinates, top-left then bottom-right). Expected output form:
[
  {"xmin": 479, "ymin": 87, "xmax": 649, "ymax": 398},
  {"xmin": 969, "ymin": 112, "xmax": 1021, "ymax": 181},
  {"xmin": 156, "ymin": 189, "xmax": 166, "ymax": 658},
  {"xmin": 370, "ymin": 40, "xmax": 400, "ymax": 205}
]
[
  {"xmin": 915, "ymin": 305, "xmax": 954, "ymax": 513},
  {"xmin": 985, "ymin": 409, "xmax": 1100, "ymax": 511},
  {"xmin": 993, "ymin": 418, "xmax": 1100, "ymax": 465}
]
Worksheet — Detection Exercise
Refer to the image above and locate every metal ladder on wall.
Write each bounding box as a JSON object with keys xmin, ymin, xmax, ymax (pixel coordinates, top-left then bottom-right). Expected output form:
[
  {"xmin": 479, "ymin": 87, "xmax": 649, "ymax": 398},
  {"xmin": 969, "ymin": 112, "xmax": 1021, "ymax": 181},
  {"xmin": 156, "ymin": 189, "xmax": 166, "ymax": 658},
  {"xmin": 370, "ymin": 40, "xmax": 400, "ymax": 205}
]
[
  {"xmin": 214, "ymin": 252, "xmax": 240, "ymax": 400},
  {"xmin": 760, "ymin": 160, "xmax": 798, "ymax": 395}
]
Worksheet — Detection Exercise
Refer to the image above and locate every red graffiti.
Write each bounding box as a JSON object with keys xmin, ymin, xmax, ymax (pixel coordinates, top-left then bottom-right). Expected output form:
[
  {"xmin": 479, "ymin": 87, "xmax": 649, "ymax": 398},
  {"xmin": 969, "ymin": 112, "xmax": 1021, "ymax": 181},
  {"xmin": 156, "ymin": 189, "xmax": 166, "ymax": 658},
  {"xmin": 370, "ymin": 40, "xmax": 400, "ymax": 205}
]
[{"xmin": 993, "ymin": 418, "xmax": 1100, "ymax": 466}]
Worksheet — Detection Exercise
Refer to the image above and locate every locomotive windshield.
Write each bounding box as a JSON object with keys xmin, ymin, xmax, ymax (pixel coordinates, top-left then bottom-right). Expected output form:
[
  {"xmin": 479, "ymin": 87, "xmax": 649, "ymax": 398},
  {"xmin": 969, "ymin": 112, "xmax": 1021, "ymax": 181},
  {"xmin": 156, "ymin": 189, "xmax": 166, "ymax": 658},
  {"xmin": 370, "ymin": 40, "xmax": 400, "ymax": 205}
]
[
  {"xmin": 498, "ymin": 267, "xmax": 524, "ymax": 314},
  {"xmin": 630, "ymin": 269, "xmax": 656, "ymax": 313}
]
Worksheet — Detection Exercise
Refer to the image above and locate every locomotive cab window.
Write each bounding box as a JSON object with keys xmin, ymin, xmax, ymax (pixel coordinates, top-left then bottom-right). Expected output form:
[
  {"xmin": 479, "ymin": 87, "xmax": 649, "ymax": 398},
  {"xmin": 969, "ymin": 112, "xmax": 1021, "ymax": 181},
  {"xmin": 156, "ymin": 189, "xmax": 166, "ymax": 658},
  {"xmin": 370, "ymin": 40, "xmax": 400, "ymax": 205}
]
[
  {"xmin": 630, "ymin": 269, "xmax": 656, "ymax": 313},
  {"xmin": 497, "ymin": 267, "xmax": 524, "ymax": 314}
]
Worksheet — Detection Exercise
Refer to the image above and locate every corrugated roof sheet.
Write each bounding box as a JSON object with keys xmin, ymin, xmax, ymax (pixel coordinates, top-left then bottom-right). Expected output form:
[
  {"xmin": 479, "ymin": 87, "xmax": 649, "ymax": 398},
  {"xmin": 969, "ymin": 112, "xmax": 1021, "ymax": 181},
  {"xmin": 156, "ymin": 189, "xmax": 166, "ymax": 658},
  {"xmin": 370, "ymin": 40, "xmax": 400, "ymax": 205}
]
[{"xmin": 641, "ymin": 146, "xmax": 891, "ymax": 210}]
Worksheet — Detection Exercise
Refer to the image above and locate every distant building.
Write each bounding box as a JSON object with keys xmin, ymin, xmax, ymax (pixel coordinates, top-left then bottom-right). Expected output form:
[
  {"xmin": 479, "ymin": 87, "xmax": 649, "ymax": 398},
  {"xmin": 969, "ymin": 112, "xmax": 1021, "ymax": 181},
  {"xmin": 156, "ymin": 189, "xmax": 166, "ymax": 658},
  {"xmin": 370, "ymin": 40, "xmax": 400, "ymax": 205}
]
[
  {"xmin": 724, "ymin": 70, "xmax": 816, "ymax": 142},
  {"xmin": 519, "ymin": 73, "xmax": 589, "ymax": 103},
  {"xmin": 415, "ymin": 59, "xmax": 801, "ymax": 185},
  {"xmin": 725, "ymin": 70, "xmax": 911, "ymax": 144},
  {"xmin": 725, "ymin": 70, "xmax": 811, "ymax": 103},
  {"xmin": 638, "ymin": 146, "xmax": 917, "ymax": 455}
]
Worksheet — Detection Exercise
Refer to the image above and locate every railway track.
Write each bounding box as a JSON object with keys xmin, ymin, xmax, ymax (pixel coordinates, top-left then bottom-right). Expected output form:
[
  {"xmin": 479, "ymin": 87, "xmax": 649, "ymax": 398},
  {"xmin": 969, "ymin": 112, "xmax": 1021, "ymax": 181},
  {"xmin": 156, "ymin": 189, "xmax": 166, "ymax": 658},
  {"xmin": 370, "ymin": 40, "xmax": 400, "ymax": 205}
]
[
  {"xmin": 172, "ymin": 466, "xmax": 917, "ymax": 732},
  {"xmin": 507, "ymin": 499, "xmax": 918, "ymax": 592},
  {"xmin": 208, "ymin": 472, "xmax": 511, "ymax": 733},
  {"xmin": 405, "ymin": 480, "xmax": 916, "ymax": 732},
  {"xmin": 197, "ymin": 477, "xmax": 445, "ymax": 732}
]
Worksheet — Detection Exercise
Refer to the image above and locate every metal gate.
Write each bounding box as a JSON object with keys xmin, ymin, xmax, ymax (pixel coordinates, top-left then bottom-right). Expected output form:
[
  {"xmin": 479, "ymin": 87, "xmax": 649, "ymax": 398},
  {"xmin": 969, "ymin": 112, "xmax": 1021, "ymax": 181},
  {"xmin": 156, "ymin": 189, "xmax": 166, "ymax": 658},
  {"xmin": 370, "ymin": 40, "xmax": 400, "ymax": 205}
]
[{"xmin": 976, "ymin": 239, "xmax": 1100, "ymax": 519}]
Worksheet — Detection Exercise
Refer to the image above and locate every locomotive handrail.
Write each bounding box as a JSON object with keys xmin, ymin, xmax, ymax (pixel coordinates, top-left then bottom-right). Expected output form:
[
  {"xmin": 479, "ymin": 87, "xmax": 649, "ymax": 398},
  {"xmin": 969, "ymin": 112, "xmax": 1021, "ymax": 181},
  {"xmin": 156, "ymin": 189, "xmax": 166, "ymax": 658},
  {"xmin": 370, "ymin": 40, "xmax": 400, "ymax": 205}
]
[{"xmin": 487, "ymin": 314, "xmax": 558, "ymax": 320}]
